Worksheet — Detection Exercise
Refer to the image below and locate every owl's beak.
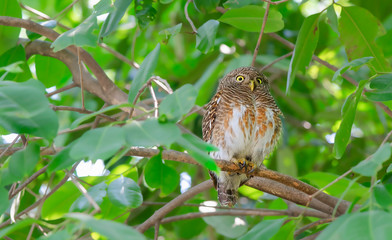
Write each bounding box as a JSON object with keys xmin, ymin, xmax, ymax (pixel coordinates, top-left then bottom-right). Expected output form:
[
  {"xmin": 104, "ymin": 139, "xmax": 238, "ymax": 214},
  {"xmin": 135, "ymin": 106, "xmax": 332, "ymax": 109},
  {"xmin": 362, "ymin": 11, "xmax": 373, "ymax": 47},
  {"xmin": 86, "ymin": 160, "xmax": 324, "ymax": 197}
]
[{"xmin": 249, "ymin": 80, "xmax": 255, "ymax": 91}]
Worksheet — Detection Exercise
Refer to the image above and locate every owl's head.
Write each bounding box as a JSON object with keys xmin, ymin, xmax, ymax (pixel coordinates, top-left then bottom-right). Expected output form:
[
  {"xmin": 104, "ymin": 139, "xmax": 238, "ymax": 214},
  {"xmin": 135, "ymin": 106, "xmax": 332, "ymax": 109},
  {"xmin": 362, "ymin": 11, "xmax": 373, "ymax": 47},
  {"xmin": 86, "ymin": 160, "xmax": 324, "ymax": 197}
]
[{"xmin": 218, "ymin": 67, "xmax": 269, "ymax": 92}]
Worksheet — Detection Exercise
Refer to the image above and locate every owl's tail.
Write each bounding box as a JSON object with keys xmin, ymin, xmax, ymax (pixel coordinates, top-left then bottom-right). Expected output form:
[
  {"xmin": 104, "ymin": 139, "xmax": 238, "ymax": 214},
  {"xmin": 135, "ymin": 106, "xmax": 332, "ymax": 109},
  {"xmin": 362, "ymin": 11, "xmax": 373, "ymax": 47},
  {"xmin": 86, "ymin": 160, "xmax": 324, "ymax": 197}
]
[{"xmin": 217, "ymin": 183, "xmax": 238, "ymax": 207}]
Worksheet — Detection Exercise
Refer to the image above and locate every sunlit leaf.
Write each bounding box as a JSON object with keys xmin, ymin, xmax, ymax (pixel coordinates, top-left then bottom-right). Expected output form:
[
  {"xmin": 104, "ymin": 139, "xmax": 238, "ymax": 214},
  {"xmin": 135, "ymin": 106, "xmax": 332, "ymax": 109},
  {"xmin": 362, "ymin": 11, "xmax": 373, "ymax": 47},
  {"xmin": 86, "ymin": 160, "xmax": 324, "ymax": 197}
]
[
  {"xmin": 196, "ymin": 20, "xmax": 219, "ymax": 54},
  {"xmin": 67, "ymin": 213, "xmax": 146, "ymax": 240},
  {"xmin": 35, "ymin": 55, "xmax": 71, "ymax": 87},
  {"xmin": 286, "ymin": 13, "xmax": 320, "ymax": 94},
  {"xmin": 0, "ymin": 219, "xmax": 38, "ymax": 238},
  {"xmin": 339, "ymin": 6, "xmax": 391, "ymax": 72},
  {"xmin": 107, "ymin": 176, "xmax": 143, "ymax": 208},
  {"xmin": 159, "ymin": 84, "xmax": 197, "ymax": 122},
  {"xmin": 218, "ymin": 5, "xmax": 284, "ymax": 33},
  {"xmin": 333, "ymin": 80, "xmax": 367, "ymax": 159},
  {"xmin": 144, "ymin": 152, "xmax": 179, "ymax": 196},
  {"xmin": 0, "ymin": 45, "xmax": 32, "ymax": 82},
  {"xmin": 0, "ymin": 0, "xmax": 21, "ymax": 54},
  {"xmin": 352, "ymin": 144, "xmax": 392, "ymax": 177},
  {"xmin": 128, "ymin": 44, "xmax": 160, "ymax": 103}
]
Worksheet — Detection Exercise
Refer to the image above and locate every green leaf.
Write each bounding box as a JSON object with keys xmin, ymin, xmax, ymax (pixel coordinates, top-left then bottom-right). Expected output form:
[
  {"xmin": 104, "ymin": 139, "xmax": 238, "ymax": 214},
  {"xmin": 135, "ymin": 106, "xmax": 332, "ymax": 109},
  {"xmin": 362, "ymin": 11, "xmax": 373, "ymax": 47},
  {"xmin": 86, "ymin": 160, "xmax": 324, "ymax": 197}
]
[
  {"xmin": 144, "ymin": 153, "xmax": 180, "ymax": 196},
  {"xmin": 326, "ymin": 5, "xmax": 339, "ymax": 35},
  {"xmin": 42, "ymin": 182, "xmax": 81, "ymax": 220},
  {"xmin": 70, "ymin": 182, "xmax": 107, "ymax": 211},
  {"xmin": 223, "ymin": 0, "xmax": 261, "ymax": 8},
  {"xmin": 35, "ymin": 55, "xmax": 71, "ymax": 88},
  {"xmin": 332, "ymin": 57, "xmax": 374, "ymax": 82},
  {"xmin": 51, "ymin": 0, "xmax": 113, "ymax": 52},
  {"xmin": 239, "ymin": 219, "xmax": 285, "ymax": 240},
  {"xmin": 128, "ymin": 44, "xmax": 160, "ymax": 103},
  {"xmin": 270, "ymin": 220, "xmax": 296, "ymax": 240},
  {"xmin": 0, "ymin": 80, "xmax": 58, "ymax": 140},
  {"xmin": 0, "ymin": 218, "xmax": 38, "ymax": 238},
  {"xmin": 70, "ymin": 126, "xmax": 125, "ymax": 161},
  {"xmin": 159, "ymin": 84, "xmax": 197, "ymax": 122},
  {"xmin": 47, "ymin": 141, "xmax": 77, "ymax": 173},
  {"xmin": 333, "ymin": 80, "xmax": 367, "ymax": 159},
  {"xmin": 107, "ymin": 176, "xmax": 143, "ymax": 208},
  {"xmin": 100, "ymin": 0, "xmax": 133, "ymax": 38},
  {"xmin": 0, "ymin": 0, "xmax": 21, "ymax": 54},
  {"xmin": 373, "ymin": 184, "xmax": 392, "ymax": 209},
  {"xmin": 159, "ymin": 23, "xmax": 182, "ymax": 44},
  {"xmin": 276, "ymin": 147, "xmax": 297, "ymax": 177},
  {"xmin": 203, "ymin": 215, "xmax": 247, "ymax": 238},
  {"xmin": 286, "ymin": 13, "xmax": 320, "ymax": 94},
  {"xmin": 37, "ymin": 230, "xmax": 72, "ymax": 240},
  {"xmin": 0, "ymin": 45, "xmax": 32, "ymax": 82},
  {"xmin": 301, "ymin": 172, "xmax": 369, "ymax": 202},
  {"xmin": 352, "ymin": 144, "xmax": 392, "ymax": 177},
  {"xmin": 125, "ymin": 118, "xmax": 181, "ymax": 147},
  {"xmin": 135, "ymin": 0, "xmax": 157, "ymax": 29},
  {"xmin": 26, "ymin": 20, "xmax": 57, "ymax": 41},
  {"xmin": 365, "ymin": 73, "xmax": 392, "ymax": 101},
  {"xmin": 70, "ymin": 103, "xmax": 132, "ymax": 129},
  {"xmin": 0, "ymin": 187, "xmax": 9, "ymax": 214},
  {"xmin": 9, "ymin": 142, "xmax": 40, "ymax": 180},
  {"xmin": 218, "ymin": 5, "xmax": 284, "ymax": 33},
  {"xmin": 67, "ymin": 213, "xmax": 146, "ymax": 240},
  {"xmin": 196, "ymin": 20, "xmax": 219, "ymax": 54},
  {"xmin": 178, "ymin": 134, "xmax": 218, "ymax": 171},
  {"xmin": 339, "ymin": 6, "xmax": 391, "ymax": 72},
  {"xmin": 317, "ymin": 210, "xmax": 392, "ymax": 240}
]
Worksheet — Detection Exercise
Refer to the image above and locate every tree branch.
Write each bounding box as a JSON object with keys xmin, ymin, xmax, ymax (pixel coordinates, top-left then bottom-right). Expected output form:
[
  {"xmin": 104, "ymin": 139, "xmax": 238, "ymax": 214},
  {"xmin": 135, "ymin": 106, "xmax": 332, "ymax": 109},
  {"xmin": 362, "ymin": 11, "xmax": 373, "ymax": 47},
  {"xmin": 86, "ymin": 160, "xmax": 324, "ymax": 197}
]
[{"xmin": 251, "ymin": 2, "xmax": 270, "ymax": 67}]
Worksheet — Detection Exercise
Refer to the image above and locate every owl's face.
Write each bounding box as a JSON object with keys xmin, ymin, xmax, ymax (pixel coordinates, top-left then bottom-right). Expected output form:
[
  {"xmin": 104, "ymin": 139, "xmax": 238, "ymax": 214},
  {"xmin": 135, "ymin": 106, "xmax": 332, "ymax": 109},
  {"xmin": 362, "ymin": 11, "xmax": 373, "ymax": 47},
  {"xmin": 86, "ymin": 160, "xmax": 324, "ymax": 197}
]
[{"xmin": 218, "ymin": 67, "xmax": 269, "ymax": 92}]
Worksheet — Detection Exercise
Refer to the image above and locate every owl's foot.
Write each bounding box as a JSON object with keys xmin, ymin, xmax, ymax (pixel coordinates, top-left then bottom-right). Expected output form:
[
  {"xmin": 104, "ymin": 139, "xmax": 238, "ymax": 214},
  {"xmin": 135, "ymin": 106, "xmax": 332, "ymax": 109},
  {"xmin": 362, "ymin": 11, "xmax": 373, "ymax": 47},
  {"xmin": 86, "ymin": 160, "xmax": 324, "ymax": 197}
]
[{"xmin": 235, "ymin": 158, "xmax": 256, "ymax": 174}]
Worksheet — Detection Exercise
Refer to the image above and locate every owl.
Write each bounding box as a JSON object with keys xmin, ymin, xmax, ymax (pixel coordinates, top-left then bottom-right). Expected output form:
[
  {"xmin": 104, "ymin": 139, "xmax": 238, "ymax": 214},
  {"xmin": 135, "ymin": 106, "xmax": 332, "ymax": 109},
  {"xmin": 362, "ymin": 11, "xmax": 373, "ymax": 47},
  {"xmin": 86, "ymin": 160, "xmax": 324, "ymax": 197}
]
[{"xmin": 202, "ymin": 67, "xmax": 283, "ymax": 207}]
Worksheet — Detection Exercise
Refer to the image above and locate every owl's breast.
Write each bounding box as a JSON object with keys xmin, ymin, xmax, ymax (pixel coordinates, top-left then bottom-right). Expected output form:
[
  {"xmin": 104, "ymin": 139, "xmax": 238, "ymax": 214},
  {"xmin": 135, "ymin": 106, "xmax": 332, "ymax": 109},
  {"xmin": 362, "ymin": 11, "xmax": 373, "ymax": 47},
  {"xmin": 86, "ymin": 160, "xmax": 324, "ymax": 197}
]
[{"xmin": 211, "ymin": 102, "xmax": 281, "ymax": 165}]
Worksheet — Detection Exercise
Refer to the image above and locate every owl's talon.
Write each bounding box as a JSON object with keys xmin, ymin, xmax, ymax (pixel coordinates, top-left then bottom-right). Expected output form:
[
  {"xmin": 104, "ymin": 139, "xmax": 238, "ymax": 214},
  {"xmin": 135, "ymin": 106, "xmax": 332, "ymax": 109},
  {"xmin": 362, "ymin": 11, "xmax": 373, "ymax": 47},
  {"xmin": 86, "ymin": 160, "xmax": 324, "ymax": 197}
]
[{"xmin": 234, "ymin": 158, "xmax": 255, "ymax": 174}]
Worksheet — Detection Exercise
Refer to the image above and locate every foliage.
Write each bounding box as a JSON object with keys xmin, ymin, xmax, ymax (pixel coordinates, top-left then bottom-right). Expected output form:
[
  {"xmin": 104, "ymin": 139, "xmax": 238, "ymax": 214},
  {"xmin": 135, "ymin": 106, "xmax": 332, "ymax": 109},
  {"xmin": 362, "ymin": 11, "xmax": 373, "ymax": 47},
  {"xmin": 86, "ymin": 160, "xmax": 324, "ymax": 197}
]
[{"xmin": 0, "ymin": 0, "xmax": 392, "ymax": 239}]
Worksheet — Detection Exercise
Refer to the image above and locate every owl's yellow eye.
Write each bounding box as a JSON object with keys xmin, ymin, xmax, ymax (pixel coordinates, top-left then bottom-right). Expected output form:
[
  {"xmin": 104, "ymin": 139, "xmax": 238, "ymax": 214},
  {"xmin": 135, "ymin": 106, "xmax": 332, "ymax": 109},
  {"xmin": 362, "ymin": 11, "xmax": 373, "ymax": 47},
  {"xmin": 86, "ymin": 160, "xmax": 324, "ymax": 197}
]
[
  {"xmin": 236, "ymin": 75, "xmax": 245, "ymax": 82},
  {"xmin": 256, "ymin": 77, "xmax": 263, "ymax": 84}
]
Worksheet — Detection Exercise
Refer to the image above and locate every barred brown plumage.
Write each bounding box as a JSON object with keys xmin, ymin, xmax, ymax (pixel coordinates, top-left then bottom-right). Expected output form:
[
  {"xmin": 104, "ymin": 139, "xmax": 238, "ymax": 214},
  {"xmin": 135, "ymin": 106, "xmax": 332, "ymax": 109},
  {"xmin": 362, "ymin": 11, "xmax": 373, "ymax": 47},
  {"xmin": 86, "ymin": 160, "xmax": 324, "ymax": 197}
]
[{"xmin": 202, "ymin": 66, "xmax": 283, "ymax": 207}]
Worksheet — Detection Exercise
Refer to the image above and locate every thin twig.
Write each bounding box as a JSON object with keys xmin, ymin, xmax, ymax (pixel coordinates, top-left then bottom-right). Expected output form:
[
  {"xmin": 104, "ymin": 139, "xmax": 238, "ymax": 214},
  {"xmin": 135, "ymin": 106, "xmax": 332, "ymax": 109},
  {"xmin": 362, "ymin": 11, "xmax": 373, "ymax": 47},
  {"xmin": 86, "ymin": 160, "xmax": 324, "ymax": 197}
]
[
  {"xmin": 261, "ymin": 0, "xmax": 290, "ymax": 5},
  {"xmin": 0, "ymin": 135, "xmax": 20, "ymax": 160},
  {"xmin": 294, "ymin": 218, "xmax": 334, "ymax": 237},
  {"xmin": 50, "ymin": 105, "xmax": 116, "ymax": 122},
  {"xmin": 260, "ymin": 51, "xmax": 293, "ymax": 72},
  {"xmin": 184, "ymin": 0, "xmax": 197, "ymax": 33},
  {"xmin": 129, "ymin": 78, "xmax": 154, "ymax": 118},
  {"xmin": 149, "ymin": 84, "xmax": 159, "ymax": 118},
  {"xmin": 0, "ymin": 163, "xmax": 79, "ymax": 229},
  {"xmin": 9, "ymin": 165, "xmax": 48, "ymax": 199},
  {"xmin": 45, "ymin": 83, "xmax": 78, "ymax": 97},
  {"xmin": 53, "ymin": 0, "xmax": 81, "ymax": 19},
  {"xmin": 69, "ymin": 174, "xmax": 101, "ymax": 214},
  {"xmin": 154, "ymin": 222, "xmax": 160, "ymax": 240},
  {"xmin": 99, "ymin": 43, "xmax": 140, "ymax": 69},
  {"xmin": 77, "ymin": 47, "xmax": 85, "ymax": 110},
  {"xmin": 251, "ymin": 2, "xmax": 270, "ymax": 67},
  {"xmin": 136, "ymin": 180, "xmax": 213, "ymax": 233},
  {"xmin": 381, "ymin": 130, "xmax": 392, "ymax": 146}
]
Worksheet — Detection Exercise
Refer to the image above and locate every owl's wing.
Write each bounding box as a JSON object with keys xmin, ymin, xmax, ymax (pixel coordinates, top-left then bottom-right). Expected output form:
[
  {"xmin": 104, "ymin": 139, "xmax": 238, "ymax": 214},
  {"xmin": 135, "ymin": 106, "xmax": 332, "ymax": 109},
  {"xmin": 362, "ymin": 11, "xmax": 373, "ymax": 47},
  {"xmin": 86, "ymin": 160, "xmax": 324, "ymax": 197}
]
[
  {"xmin": 202, "ymin": 92, "xmax": 222, "ymax": 190},
  {"xmin": 202, "ymin": 92, "xmax": 221, "ymax": 142}
]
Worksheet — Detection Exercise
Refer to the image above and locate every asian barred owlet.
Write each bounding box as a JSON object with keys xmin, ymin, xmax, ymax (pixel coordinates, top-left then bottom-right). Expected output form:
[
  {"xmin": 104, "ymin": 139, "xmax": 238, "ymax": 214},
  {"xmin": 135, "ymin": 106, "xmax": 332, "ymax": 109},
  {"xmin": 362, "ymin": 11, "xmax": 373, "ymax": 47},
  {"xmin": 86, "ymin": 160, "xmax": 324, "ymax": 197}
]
[{"xmin": 202, "ymin": 67, "xmax": 283, "ymax": 207}]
